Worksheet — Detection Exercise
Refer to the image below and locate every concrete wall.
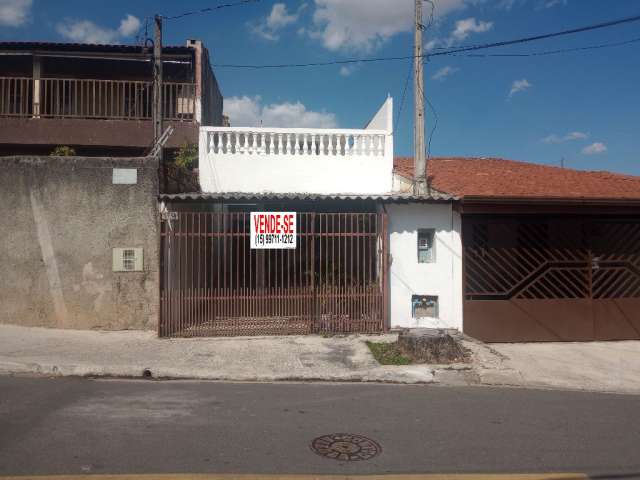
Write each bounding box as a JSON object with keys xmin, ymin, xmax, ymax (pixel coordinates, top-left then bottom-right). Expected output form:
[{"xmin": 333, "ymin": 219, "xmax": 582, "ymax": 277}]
[
  {"xmin": 188, "ymin": 39, "xmax": 224, "ymax": 127},
  {"xmin": 0, "ymin": 155, "xmax": 159, "ymax": 330},
  {"xmin": 387, "ymin": 202, "xmax": 463, "ymax": 331},
  {"xmin": 0, "ymin": 118, "xmax": 198, "ymax": 149},
  {"xmin": 199, "ymin": 99, "xmax": 394, "ymax": 195}
]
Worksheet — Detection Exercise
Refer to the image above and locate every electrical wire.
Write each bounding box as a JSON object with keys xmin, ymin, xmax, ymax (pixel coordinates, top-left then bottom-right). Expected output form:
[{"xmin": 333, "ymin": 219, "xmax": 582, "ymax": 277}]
[
  {"xmin": 429, "ymin": 14, "xmax": 640, "ymax": 57},
  {"xmin": 447, "ymin": 36, "xmax": 640, "ymax": 57},
  {"xmin": 162, "ymin": 0, "xmax": 261, "ymax": 20},
  {"xmin": 212, "ymin": 13, "xmax": 640, "ymax": 68},
  {"xmin": 393, "ymin": 61, "xmax": 412, "ymax": 137}
]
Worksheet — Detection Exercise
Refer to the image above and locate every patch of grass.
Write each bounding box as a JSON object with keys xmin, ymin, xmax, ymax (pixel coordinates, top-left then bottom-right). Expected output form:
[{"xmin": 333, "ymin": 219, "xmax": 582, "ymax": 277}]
[{"xmin": 366, "ymin": 341, "xmax": 412, "ymax": 365}]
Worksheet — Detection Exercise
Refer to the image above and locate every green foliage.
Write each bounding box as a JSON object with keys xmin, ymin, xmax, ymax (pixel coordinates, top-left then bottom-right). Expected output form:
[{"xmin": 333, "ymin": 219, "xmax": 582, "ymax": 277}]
[
  {"xmin": 175, "ymin": 143, "xmax": 198, "ymax": 169},
  {"xmin": 50, "ymin": 146, "xmax": 76, "ymax": 156},
  {"xmin": 366, "ymin": 341, "xmax": 412, "ymax": 365}
]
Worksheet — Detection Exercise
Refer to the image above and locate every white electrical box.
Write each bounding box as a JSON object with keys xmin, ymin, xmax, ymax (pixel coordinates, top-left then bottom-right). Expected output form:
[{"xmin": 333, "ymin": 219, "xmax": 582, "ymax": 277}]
[
  {"xmin": 112, "ymin": 168, "xmax": 138, "ymax": 185},
  {"xmin": 112, "ymin": 248, "xmax": 143, "ymax": 272}
]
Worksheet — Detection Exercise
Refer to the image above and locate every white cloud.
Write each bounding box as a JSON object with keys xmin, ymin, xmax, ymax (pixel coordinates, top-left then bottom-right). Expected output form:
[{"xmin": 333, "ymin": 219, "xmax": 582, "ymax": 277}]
[
  {"xmin": 310, "ymin": 0, "xmax": 467, "ymax": 52},
  {"xmin": 432, "ymin": 65, "xmax": 459, "ymax": 80},
  {"xmin": 499, "ymin": 0, "xmax": 567, "ymax": 8},
  {"xmin": 339, "ymin": 65, "xmax": 355, "ymax": 76},
  {"xmin": 118, "ymin": 14, "xmax": 141, "ymax": 37},
  {"xmin": 451, "ymin": 17, "xmax": 493, "ymax": 41},
  {"xmin": 0, "ymin": 0, "xmax": 32, "ymax": 27},
  {"xmin": 57, "ymin": 14, "xmax": 141, "ymax": 44},
  {"xmin": 541, "ymin": 0, "xmax": 567, "ymax": 8},
  {"xmin": 224, "ymin": 95, "xmax": 338, "ymax": 128},
  {"xmin": 425, "ymin": 16, "xmax": 493, "ymax": 51},
  {"xmin": 542, "ymin": 131, "xmax": 588, "ymax": 144},
  {"xmin": 582, "ymin": 142, "xmax": 607, "ymax": 155},
  {"xmin": 250, "ymin": 3, "xmax": 304, "ymax": 41},
  {"xmin": 509, "ymin": 78, "xmax": 532, "ymax": 97}
]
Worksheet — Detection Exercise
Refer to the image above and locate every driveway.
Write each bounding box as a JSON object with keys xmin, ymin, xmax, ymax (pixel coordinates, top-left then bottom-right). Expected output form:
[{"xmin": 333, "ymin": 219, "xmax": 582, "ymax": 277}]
[{"xmin": 485, "ymin": 341, "xmax": 640, "ymax": 394}]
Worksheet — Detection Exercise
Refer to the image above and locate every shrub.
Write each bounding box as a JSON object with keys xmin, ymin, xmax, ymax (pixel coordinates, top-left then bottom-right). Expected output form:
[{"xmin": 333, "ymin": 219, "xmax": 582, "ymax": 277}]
[
  {"xmin": 50, "ymin": 146, "xmax": 76, "ymax": 156},
  {"xmin": 175, "ymin": 143, "xmax": 198, "ymax": 169}
]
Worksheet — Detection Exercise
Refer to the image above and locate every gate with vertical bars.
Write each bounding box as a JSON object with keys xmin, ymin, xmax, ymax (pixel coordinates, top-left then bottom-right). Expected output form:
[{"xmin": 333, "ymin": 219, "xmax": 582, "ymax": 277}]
[
  {"xmin": 463, "ymin": 216, "xmax": 640, "ymax": 342},
  {"xmin": 159, "ymin": 211, "xmax": 388, "ymax": 337}
]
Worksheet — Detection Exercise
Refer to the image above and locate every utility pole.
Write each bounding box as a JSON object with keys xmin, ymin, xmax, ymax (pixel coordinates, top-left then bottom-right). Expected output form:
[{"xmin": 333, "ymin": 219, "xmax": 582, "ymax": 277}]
[
  {"xmin": 153, "ymin": 14, "xmax": 163, "ymax": 156},
  {"xmin": 413, "ymin": 0, "xmax": 427, "ymax": 195}
]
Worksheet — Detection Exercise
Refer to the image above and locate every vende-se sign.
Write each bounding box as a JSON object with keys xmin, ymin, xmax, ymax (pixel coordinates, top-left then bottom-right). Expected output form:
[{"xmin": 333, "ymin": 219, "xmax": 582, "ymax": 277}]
[{"xmin": 250, "ymin": 212, "xmax": 297, "ymax": 249}]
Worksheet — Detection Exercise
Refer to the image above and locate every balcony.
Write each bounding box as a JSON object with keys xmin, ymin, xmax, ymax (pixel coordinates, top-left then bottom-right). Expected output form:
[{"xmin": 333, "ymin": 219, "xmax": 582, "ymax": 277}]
[
  {"xmin": 0, "ymin": 76, "xmax": 196, "ymax": 121},
  {"xmin": 199, "ymin": 98, "xmax": 394, "ymax": 195}
]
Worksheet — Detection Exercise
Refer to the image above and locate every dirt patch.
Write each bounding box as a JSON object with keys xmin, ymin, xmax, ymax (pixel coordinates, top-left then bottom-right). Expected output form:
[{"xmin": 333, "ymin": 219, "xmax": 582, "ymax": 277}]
[{"xmin": 368, "ymin": 331, "xmax": 471, "ymax": 365}]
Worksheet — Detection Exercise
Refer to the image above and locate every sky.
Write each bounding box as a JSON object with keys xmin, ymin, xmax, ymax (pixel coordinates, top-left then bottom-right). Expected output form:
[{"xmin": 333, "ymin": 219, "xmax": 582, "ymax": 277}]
[{"xmin": 1, "ymin": 0, "xmax": 639, "ymax": 174}]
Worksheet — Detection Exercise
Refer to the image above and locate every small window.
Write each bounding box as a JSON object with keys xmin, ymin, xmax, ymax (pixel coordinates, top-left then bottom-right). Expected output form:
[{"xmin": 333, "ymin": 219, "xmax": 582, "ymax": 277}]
[
  {"xmin": 122, "ymin": 249, "xmax": 136, "ymax": 271},
  {"xmin": 412, "ymin": 295, "xmax": 439, "ymax": 318},
  {"xmin": 417, "ymin": 229, "xmax": 435, "ymax": 263},
  {"xmin": 113, "ymin": 248, "xmax": 143, "ymax": 272}
]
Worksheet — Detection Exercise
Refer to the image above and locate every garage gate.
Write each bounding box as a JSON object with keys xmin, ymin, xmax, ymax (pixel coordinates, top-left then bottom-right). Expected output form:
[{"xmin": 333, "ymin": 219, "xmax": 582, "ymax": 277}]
[
  {"xmin": 159, "ymin": 211, "xmax": 388, "ymax": 337},
  {"xmin": 463, "ymin": 216, "xmax": 640, "ymax": 342}
]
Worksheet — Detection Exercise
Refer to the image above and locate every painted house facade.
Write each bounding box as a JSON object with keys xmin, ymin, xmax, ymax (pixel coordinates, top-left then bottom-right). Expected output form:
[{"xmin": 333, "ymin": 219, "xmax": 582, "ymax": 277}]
[
  {"xmin": 161, "ymin": 97, "xmax": 460, "ymax": 337},
  {"xmin": 394, "ymin": 157, "xmax": 640, "ymax": 342}
]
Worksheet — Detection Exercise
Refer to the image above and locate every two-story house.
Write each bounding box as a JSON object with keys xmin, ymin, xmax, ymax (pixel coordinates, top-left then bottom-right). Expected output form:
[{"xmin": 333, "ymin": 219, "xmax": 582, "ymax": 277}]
[
  {"xmin": 158, "ymin": 97, "xmax": 462, "ymax": 338},
  {"xmin": 0, "ymin": 40, "xmax": 223, "ymax": 157}
]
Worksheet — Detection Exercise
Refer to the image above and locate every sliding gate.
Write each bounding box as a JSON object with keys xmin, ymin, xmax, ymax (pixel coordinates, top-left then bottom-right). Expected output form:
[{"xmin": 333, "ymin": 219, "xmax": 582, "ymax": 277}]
[{"xmin": 159, "ymin": 211, "xmax": 388, "ymax": 337}]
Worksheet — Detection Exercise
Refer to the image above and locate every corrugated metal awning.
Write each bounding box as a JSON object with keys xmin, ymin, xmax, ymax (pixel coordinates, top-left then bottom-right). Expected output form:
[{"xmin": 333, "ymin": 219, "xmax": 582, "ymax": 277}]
[{"xmin": 159, "ymin": 191, "xmax": 457, "ymax": 202}]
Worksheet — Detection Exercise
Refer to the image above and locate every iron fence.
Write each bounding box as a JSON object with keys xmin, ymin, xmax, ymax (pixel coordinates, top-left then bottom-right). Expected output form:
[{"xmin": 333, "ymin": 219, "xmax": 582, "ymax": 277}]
[
  {"xmin": 160, "ymin": 212, "xmax": 389, "ymax": 337},
  {"xmin": 0, "ymin": 77, "xmax": 32, "ymax": 116},
  {"xmin": 0, "ymin": 77, "xmax": 196, "ymax": 121}
]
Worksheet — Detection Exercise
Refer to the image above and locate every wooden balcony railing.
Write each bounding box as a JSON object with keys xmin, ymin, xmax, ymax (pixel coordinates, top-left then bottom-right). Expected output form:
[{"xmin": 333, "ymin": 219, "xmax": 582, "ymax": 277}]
[{"xmin": 0, "ymin": 77, "xmax": 196, "ymax": 122}]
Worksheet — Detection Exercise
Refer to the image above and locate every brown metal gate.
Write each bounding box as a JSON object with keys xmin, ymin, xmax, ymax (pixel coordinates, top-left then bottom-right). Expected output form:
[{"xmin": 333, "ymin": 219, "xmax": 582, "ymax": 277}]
[
  {"xmin": 159, "ymin": 212, "xmax": 388, "ymax": 337},
  {"xmin": 463, "ymin": 216, "xmax": 640, "ymax": 342}
]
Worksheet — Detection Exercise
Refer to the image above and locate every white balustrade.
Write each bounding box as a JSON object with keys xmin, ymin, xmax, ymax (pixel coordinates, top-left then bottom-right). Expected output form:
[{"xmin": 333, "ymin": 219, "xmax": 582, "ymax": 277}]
[
  {"xmin": 199, "ymin": 125, "xmax": 393, "ymax": 195},
  {"xmin": 203, "ymin": 127, "xmax": 388, "ymax": 158}
]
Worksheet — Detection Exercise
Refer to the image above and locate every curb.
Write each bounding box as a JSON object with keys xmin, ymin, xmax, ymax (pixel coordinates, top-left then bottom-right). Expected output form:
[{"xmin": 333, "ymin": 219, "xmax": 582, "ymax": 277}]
[{"xmin": 0, "ymin": 361, "xmax": 435, "ymax": 384}]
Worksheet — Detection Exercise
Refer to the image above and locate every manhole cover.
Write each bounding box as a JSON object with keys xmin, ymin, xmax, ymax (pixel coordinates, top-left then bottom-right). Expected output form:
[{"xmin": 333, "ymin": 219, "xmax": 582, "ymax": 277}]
[{"xmin": 310, "ymin": 433, "xmax": 381, "ymax": 461}]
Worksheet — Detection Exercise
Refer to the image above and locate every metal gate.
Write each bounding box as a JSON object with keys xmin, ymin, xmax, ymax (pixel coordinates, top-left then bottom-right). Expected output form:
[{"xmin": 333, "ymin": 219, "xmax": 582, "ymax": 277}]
[
  {"xmin": 159, "ymin": 212, "xmax": 388, "ymax": 337},
  {"xmin": 463, "ymin": 216, "xmax": 640, "ymax": 342}
]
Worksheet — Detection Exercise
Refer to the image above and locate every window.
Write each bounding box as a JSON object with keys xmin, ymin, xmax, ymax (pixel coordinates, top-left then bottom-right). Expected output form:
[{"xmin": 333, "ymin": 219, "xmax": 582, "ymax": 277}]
[
  {"xmin": 122, "ymin": 249, "xmax": 136, "ymax": 271},
  {"xmin": 417, "ymin": 229, "xmax": 435, "ymax": 263},
  {"xmin": 112, "ymin": 248, "xmax": 143, "ymax": 272},
  {"xmin": 412, "ymin": 295, "xmax": 439, "ymax": 318}
]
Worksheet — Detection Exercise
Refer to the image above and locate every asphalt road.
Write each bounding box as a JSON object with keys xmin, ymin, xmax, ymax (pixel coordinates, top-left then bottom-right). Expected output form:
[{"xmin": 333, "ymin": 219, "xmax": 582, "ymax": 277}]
[{"xmin": 0, "ymin": 377, "xmax": 639, "ymax": 478}]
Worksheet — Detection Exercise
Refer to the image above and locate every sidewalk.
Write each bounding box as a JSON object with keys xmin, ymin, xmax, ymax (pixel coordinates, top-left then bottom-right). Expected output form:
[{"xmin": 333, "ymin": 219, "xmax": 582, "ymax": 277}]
[
  {"xmin": 0, "ymin": 324, "xmax": 434, "ymax": 383},
  {"xmin": 2, "ymin": 324, "xmax": 640, "ymax": 394}
]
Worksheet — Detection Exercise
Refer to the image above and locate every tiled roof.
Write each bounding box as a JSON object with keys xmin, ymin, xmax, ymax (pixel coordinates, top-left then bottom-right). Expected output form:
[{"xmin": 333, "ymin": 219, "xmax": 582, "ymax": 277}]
[{"xmin": 394, "ymin": 157, "xmax": 640, "ymax": 201}]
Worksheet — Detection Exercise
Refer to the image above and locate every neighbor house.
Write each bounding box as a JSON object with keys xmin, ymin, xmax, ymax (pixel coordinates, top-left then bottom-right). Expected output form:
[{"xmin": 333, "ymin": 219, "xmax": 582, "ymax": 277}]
[
  {"xmin": 394, "ymin": 157, "xmax": 640, "ymax": 342},
  {"xmin": 0, "ymin": 40, "xmax": 223, "ymax": 157},
  {"xmin": 0, "ymin": 39, "xmax": 223, "ymax": 331}
]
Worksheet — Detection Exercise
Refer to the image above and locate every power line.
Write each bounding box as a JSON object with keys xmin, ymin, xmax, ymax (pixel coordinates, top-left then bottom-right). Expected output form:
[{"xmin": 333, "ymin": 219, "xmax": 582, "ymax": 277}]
[
  {"xmin": 212, "ymin": 13, "xmax": 640, "ymax": 68},
  {"xmin": 393, "ymin": 61, "xmax": 412, "ymax": 137},
  {"xmin": 162, "ymin": 0, "xmax": 261, "ymax": 20},
  {"xmin": 430, "ymin": 13, "xmax": 640, "ymax": 57},
  {"xmin": 447, "ymin": 36, "xmax": 640, "ymax": 57}
]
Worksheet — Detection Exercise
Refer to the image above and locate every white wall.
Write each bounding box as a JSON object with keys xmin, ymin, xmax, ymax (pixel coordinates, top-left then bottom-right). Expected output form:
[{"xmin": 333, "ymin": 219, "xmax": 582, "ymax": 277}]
[
  {"xmin": 387, "ymin": 203, "xmax": 463, "ymax": 331},
  {"xmin": 199, "ymin": 99, "xmax": 394, "ymax": 195}
]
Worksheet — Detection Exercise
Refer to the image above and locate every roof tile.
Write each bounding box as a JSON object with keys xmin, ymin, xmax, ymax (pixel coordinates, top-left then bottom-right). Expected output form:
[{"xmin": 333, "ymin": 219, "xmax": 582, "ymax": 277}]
[{"xmin": 394, "ymin": 157, "xmax": 640, "ymax": 200}]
